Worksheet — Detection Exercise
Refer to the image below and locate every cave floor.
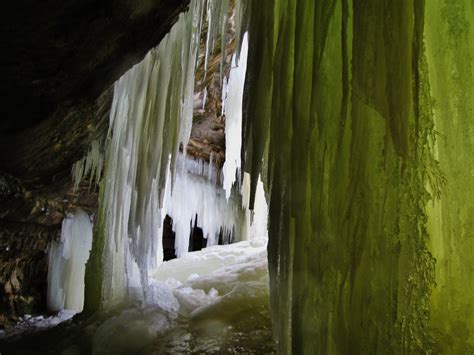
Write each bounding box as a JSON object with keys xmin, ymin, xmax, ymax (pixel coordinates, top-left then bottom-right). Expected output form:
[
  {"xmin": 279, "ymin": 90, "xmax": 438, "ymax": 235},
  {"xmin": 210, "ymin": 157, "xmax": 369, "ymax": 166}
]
[{"xmin": 0, "ymin": 241, "xmax": 275, "ymax": 354}]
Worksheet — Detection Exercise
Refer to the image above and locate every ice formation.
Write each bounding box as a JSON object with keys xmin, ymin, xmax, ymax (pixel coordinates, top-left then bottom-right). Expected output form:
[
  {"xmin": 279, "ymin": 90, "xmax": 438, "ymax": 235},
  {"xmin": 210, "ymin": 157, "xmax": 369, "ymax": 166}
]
[
  {"xmin": 160, "ymin": 155, "xmax": 244, "ymax": 257},
  {"xmin": 241, "ymin": 173, "xmax": 268, "ymax": 241},
  {"xmin": 92, "ymin": 240, "xmax": 269, "ymax": 354},
  {"xmin": 3, "ymin": 240, "xmax": 270, "ymax": 352},
  {"xmin": 47, "ymin": 209, "xmax": 93, "ymax": 312},
  {"xmin": 91, "ymin": 0, "xmax": 265, "ymax": 310},
  {"xmin": 97, "ymin": 0, "xmax": 205, "ymax": 305},
  {"xmin": 222, "ymin": 32, "xmax": 249, "ymax": 199},
  {"xmin": 203, "ymin": 0, "xmax": 230, "ymax": 80},
  {"xmin": 71, "ymin": 140, "xmax": 104, "ymax": 192}
]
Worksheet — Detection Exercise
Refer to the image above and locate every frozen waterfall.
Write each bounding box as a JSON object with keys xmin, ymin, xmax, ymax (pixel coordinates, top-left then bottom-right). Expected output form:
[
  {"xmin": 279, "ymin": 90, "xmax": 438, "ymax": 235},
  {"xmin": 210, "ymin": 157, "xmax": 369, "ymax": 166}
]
[{"xmin": 90, "ymin": 0, "xmax": 267, "ymax": 310}]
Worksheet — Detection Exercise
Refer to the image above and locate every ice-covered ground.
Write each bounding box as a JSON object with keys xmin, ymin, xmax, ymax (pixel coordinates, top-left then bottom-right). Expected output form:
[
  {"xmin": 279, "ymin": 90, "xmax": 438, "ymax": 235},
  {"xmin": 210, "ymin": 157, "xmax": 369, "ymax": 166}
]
[
  {"xmin": 0, "ymin": 240, "xmax": 275, "ymax": 354},
  {"xmin": 0, "ymin": 310, "xmax": 76, "ymax": 340},
  {"xmin": 92, "ymin": 239, "xmax": 271, "ymax": 354}
]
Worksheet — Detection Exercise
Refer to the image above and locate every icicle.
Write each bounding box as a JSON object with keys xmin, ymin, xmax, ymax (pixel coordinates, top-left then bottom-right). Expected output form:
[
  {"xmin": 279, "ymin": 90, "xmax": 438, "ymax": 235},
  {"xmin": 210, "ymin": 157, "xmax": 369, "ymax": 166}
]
[
  {"xmin": 163, "ymin": 155, "xmax": 243, "ymax": 257},
  {"xmin": 222, "ymin": 32, "xmax": 249, "ymax": 199},
  {"xmin": 219, "ymin": 0, "xmax": 230, "ymax": 83},
  {"xmin": 47, "ymin": 209, "xmax": 93, "ymax": 312},
  {"xmin": 99, "ymin": 0, "xmax": 205, "ymax": 306},
  {"xmin": 71, "ymin": 140, "xmax": 104, "ymax": 193},
  {"xmin": 203, "ymin": 0, "xmax": 214, "ymax": 78},
  {"xmin": 202, "ymin": 87, "xmax": 208, "ymax": 110},
  {"xmin": 203, "ymin": 0, "xmax": 229, "ymax": 81},
  {"xmin": 241, "ymin": 172, "xmax": 268, "ymax": 241}
]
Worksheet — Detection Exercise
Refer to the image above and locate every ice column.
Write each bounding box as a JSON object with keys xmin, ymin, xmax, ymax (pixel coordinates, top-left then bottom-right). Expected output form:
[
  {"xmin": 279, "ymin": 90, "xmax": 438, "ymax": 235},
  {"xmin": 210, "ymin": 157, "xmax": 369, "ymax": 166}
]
[
  {"xmin": 241, "ymin": 173, "xmax": 268, "ymax": 241},
  {"xmin": 222, "ymin": 33, "xmax": 249, "ymax": 199},
  {"xmin": 222, "ymin": 32, "xmax": 267, "ymax": 240},
  {"xmin": 47, "ymin": 209, "xmax": 93, "ymax": 312}
]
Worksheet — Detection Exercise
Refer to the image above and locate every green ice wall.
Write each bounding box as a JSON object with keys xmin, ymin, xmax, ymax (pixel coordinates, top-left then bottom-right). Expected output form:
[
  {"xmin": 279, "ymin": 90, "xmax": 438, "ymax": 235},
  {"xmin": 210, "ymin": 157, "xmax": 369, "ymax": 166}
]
[
  {"xmin": 425, "ymin": 1, "xmax": 474, "ymax": 353},
  {"xmin": 241, "ymin": 0, "xmax": 474, "ymax": 353}
]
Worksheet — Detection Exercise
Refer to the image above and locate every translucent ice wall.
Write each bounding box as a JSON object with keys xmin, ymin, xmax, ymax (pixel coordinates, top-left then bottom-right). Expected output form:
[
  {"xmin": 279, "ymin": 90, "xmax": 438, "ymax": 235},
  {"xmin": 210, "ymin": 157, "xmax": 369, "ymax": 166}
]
[
  {"xmin": 238, "ymin": 0, "xmax": 473, "ymax": 353},
  {"xmin": 47, "ymin": 209, "xmax": 93, "ymax": 312}
]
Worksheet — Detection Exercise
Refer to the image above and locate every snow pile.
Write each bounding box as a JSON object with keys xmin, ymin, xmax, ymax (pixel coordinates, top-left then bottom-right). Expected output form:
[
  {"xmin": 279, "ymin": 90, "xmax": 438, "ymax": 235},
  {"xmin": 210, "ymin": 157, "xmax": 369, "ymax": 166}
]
[{"xmin": 150, "ymin": 239, "xmax": 269, "ymax": 317}]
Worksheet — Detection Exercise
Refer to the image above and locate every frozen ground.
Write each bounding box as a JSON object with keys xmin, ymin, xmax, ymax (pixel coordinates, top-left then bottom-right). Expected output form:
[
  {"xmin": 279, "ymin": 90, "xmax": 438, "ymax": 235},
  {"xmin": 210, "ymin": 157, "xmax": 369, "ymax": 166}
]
[{"xmin": 0, "ymin": 240, "xmax": 275, "ymax": 354}]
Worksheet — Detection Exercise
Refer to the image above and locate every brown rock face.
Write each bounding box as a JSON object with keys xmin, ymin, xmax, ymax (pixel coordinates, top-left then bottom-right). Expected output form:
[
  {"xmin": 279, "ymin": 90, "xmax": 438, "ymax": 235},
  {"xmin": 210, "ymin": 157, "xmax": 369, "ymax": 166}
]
[{"xmin": 0, "ymin": 221, "xmax": 55, "ymax": 323}]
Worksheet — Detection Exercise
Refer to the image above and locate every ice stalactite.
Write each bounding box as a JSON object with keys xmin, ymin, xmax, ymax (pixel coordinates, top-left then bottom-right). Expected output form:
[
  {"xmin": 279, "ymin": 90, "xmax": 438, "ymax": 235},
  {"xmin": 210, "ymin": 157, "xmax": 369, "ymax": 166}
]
[
  {"xmin": 47, "ymin": 209, "xmax": 93, "ymax": 312},
  {"xmin": 203, "ymin": 0, "xmax": 230, "ymax": 80},
  {"xmin": 221, "ymin": 31, "xmax": 268, "ymax": 241},
  {"xmin": 241, "ymin": 172, "xmax": 268, "ymax": 241},
  {"xmin": 158, "ymin": 156, "xmax": 267, "ymax": 259},
  {"xmin": 223, "ymin": 32, "xmax": 248, "ymax": 199},
  {"xmin": 71, "ymin": 140, "xmax": 104, "ymax": 192}
]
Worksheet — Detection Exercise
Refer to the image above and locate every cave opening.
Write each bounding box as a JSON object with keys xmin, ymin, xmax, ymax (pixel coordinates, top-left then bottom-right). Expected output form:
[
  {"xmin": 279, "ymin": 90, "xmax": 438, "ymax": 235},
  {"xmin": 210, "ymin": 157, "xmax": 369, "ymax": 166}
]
[
  {"xmin": 162, "ymin": 215, "xmax": 177, "ymax": 261},
  {"xmin": 188, "ymin": 215, "xmax": 207, "ymax": 252}
]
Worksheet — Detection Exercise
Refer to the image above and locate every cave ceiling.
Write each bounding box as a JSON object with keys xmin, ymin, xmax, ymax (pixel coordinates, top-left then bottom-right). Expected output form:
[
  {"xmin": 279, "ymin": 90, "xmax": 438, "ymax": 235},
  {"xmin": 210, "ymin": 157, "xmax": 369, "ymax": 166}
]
[{"xmin": 1, "ymin": 0, "xmax": 189, "ymax": 182}]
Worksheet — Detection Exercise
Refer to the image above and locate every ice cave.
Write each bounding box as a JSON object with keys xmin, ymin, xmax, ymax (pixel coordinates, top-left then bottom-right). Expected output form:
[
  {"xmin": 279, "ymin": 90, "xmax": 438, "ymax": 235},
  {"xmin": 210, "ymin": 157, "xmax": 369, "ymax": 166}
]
[{"xmin": 0, "ymin": 0, "xmax": 473, "ymax": 354}]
